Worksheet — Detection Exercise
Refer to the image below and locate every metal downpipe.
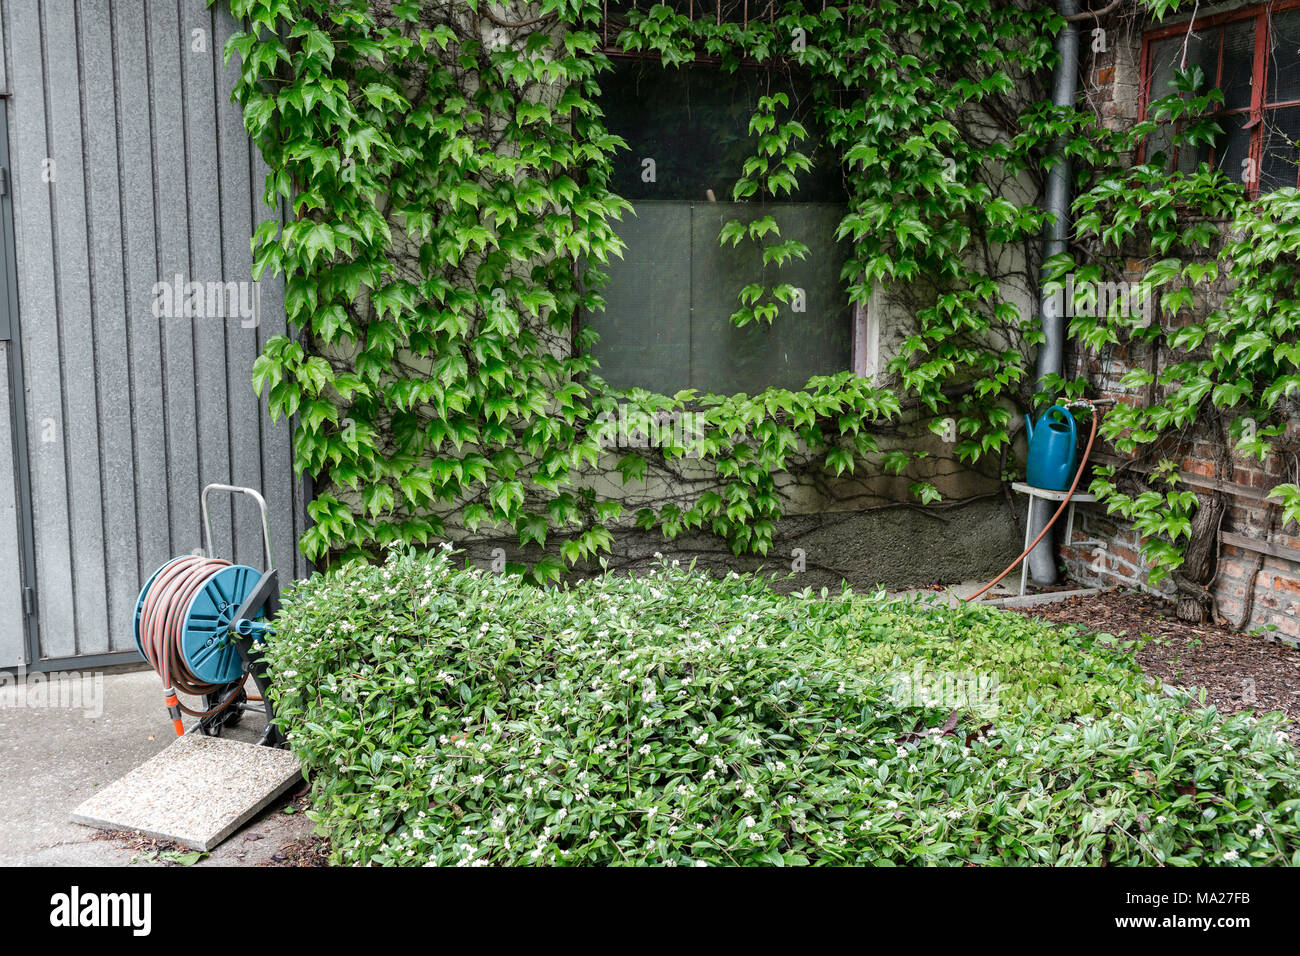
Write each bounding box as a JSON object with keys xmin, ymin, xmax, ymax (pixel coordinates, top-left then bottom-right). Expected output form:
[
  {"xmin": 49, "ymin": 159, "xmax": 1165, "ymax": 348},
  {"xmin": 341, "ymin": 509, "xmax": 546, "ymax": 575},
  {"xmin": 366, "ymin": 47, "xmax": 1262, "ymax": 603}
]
[{"xmin": 1027, "ymin": 0, "xmax": 1080, "ymax": 586}]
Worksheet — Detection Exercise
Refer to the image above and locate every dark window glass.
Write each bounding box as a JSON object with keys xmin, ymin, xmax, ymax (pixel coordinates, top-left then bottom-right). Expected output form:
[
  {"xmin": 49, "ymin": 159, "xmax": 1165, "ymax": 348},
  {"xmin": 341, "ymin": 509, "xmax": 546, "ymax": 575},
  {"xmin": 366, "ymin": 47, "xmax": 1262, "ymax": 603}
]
[
  {"xmin": 1218, "ymin": 112, "xmax": 1254, "ymax": 181},
  {"xmin": 1146, "ymin": 19, "xmax": 1257, "ymax": 187},
  {"xmin": 1148, "ymin": 29, "xmax": 1224, "ymax": 101},
  {"xmin": 1260, "ymin": 105, "xmax": 1300, "ymax": 190},
  {"xmin": 1268, "ymin": 9, "xmax": 1300, "ymax": 103},
  {"xmin": 1220, "ymin": 21, "xmax": 1254, "ymax": 110},
  {"xmin": 602, "ymin": 1, "xmax": 776, "ymax": 25},
  {"xmin": 602, "ymin": 61, "xmax": 844, "ymax": 203},
  {"xmin": 1147, "ymin": 35, "xmax": 1185, "ymax": 102}
]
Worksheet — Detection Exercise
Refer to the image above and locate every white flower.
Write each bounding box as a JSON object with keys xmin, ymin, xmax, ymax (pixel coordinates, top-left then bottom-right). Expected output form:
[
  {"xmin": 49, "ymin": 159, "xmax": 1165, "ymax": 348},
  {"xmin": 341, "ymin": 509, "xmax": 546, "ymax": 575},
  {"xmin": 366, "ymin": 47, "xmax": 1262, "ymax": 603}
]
[{"xmin": 1223, "ymin": 849, "xmax": 1239, "ymax": 862}]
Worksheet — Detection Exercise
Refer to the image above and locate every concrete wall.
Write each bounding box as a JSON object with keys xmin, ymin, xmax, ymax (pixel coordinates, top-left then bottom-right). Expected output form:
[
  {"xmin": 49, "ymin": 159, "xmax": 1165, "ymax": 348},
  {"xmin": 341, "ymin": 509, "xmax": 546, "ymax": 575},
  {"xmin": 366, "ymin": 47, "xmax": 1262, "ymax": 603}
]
[{"xmin": 460, "ymin": 494, "xmax": 1024, "ymax": 593}]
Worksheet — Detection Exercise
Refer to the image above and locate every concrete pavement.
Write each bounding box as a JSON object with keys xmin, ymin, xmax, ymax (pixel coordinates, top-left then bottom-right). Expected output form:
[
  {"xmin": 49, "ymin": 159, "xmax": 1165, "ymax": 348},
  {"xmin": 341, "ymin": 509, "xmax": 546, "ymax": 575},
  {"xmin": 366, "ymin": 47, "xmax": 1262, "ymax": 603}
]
[{"xmin": 0, "ymin": 665, "xmax": 315, "ymax": 866}]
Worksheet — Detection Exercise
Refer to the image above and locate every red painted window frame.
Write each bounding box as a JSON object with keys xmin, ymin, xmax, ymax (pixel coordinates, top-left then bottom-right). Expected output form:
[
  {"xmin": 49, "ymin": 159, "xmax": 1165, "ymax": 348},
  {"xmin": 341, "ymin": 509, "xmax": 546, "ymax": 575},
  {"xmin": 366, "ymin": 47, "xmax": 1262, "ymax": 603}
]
[{"xmin": 1140, "ymin": 0, "xmax": 1300, "ymax": 195}]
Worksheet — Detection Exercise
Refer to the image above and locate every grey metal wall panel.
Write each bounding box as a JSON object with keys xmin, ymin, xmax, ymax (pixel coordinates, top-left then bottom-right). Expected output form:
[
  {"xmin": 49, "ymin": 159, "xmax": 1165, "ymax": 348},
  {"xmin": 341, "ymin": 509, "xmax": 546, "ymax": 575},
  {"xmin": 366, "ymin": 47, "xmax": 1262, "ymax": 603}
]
[
  {"xmin": 149, "ymin": 2, "xmax": 203, "ymax": 567},
  {"xmin": 44, "ymin": 0, "xmax": 110, "ymax": 657},
  {"xmin": 183, "ymin": 0, "xmax": 234, "ymax": 565},
  {"xmin": 3, "ymin": 0, "xmax": 308, "ymax": 661},
  {"xmin": 79, "ymin": 0, "xmax": 138, "ymax": 655},
  {"xmin": 113, "ymin": 0, "xmax": 171, "ymax": 588},
  {"xmin": 0, "ymin": 0, "xmax": 7, "ymax": 95},
  {"xmin": 7, "ymin": 0, "xmax": 78, "ymax": 658},
  {"xmin": 0, "ymin": 344, "xmax": 23, "ymax": 666},
  {"xmin": 213, "ymin": 7, "xmax": 271, "ymax": 573},
  {"xmin": 249, "ymin": 135, "xmax": 302, "ymax": 579}
]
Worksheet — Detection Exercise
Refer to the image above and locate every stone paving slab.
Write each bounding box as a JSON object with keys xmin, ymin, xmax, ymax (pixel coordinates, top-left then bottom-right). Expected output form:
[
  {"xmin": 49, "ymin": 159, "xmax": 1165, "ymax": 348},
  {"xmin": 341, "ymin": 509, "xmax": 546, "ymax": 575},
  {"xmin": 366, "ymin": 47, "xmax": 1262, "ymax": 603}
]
[{"xmin": 70, "ymin": 733, "xmax": 303, "ymax": 852}]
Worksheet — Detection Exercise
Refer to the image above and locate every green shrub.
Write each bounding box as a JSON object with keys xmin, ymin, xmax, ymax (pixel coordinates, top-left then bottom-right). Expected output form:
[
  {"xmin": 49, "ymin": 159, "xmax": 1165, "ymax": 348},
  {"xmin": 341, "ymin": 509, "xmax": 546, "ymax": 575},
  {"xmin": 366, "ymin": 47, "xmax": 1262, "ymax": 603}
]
[{"xmin": 266, "ymin": 548, "xmax": 1300, "ymax": 866}]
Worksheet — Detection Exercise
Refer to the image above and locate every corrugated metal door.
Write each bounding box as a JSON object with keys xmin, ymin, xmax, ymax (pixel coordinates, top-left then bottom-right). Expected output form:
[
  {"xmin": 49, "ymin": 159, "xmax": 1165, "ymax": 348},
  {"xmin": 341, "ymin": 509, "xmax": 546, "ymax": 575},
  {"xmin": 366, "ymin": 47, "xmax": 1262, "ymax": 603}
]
[
  {"xmin": 0, "ymin": 333, "xmax": 25, "ymax": 668},
  {"xmin": 1, "ymin": 47, "xmax": 35, "ymax": 668},
  {"xmin": 1, "ymin": 0, "xmax": 310, "ymax": 668}
]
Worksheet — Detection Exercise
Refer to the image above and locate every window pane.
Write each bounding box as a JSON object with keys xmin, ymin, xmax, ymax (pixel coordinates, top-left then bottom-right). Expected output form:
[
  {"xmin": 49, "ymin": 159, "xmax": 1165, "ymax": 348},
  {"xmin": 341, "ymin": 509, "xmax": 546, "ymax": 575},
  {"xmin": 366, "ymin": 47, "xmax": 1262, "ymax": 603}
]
[
  {"xmin": 595, "ymin": 61, "xmax": 850, "ymax": 394},
  {"xmin": 1147, "ymin": 36, "xmax": 1184, "ymax": 103},
  {"xmin": 1144, "ymin": 116, "xmax": 1175, "ymax": 169},
  {"xmin": 1193, "ymin": 28, "xmax": 1223, "ymax": 100},
  {"xmin": 1148, "ymin": 29, "xmax": 1224, "ymax": 101},
  {"xmin": 601, "ymin": 61, "xmax": 844, "ymax": 203},
  {"xmin": 605, "ymin": 1, "xmax": 690, "ymax": 15},
  {"xmin": 1220, "ymin": 20, "xmax": 1255, "ymax": 110},
  {"xmin": 589, "ymin": 202, "xmax": 852, "ymax": 393},
  {"xmin": 1176, "ymin": 122, "xmax": 1209, "ymax": 175},
  {"xmin": 1172, "ymin": 112, "xmax": 1251, "ymax": 182},
  {"xmin": 587, "ymin": 204, "xmax": 694, "ymax": 394},
  {"xmin": 1269, "ymin": 9, "xmax": 1300, "ymax": 103},
  {"xmin": 688, "ymin": 203, "xmax": 851, "ymax": 394},
  {"xmin": 1260, "ymin": 105, "xmax": 1300, "ymax": 191},
  {"xmin": 1216, "ymin": 112, "xmax": 1252, "ymax": 184}
]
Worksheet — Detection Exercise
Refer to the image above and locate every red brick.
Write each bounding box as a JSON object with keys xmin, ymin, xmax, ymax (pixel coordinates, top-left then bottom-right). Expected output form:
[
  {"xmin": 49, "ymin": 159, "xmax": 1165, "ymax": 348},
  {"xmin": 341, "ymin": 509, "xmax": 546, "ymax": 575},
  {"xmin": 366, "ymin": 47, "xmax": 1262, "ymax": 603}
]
[
  {"xmin": 1272, "ymin": 576, "xmax": 1300, "ymax": 596},
  {"xmin": 1218, "ymin": 560, "xmax": 1247, "ymax": 579}
]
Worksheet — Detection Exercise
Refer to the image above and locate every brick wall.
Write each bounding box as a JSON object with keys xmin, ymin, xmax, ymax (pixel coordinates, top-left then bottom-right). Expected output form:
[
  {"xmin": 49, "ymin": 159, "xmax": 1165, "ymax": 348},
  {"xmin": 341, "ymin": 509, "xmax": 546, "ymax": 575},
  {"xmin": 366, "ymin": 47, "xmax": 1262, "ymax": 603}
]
[{"xmin": 1056, "ymin": 7, "xmax": 1300, "ymax": 643}]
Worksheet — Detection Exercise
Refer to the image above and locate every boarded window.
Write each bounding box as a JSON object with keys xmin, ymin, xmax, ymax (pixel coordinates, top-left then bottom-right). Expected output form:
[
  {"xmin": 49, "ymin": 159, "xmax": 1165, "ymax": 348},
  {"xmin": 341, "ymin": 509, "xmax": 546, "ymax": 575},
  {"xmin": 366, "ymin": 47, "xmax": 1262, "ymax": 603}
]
[{"xmin": 587, "ymin": 60, "xmax": 853, "ymax": 394}]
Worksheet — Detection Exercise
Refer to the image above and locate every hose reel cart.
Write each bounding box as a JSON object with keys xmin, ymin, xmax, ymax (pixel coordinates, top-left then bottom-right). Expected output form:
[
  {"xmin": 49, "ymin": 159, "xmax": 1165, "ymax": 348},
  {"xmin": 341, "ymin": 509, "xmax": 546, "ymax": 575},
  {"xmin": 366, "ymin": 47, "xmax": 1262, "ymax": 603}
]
[{"xmin": 133, "ymin": 485, "xmax": 285, "ymax": 746}]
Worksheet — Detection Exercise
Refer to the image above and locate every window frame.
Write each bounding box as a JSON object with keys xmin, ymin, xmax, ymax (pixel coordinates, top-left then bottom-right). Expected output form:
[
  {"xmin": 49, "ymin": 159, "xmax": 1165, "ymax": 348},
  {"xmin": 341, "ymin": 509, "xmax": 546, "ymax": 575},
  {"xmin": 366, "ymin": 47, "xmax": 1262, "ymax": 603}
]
[
  {"xmin": 1140, "ymin": 0, "xmax": 1300, "ymax": 195},
  {"xmin": 590, "ymin": 1, "xmax": 876, "ymax": 383}
]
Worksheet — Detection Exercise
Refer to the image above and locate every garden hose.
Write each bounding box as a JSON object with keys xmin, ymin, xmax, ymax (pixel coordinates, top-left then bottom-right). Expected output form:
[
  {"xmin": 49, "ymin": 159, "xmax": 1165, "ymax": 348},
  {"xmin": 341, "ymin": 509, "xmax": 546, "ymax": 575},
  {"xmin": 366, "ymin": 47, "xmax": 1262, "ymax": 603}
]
[
  {"xmin": 137, "ymin": 554, "xmax": 249, "ymax": 730},
  {"xmin": 965, "ymin": 400, "xmax": 1100, "ymax": 603}
]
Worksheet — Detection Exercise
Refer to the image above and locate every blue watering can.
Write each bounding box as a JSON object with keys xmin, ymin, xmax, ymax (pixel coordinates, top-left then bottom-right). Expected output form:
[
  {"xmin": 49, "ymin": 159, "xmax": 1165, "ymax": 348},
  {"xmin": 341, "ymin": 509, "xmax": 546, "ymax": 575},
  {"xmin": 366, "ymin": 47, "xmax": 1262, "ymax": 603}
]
[{"xmin": 1025, "ymin": 405, "xmax": 1078, "ymax": 491}]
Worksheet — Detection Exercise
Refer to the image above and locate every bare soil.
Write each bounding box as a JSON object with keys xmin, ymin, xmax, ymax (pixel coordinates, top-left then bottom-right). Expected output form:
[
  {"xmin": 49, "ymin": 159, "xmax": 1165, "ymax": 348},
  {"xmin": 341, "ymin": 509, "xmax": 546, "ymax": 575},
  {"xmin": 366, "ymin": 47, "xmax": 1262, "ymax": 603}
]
[{"xmin": 1007, "ymin": 588, "xmax": 1300, "ymax": 736}]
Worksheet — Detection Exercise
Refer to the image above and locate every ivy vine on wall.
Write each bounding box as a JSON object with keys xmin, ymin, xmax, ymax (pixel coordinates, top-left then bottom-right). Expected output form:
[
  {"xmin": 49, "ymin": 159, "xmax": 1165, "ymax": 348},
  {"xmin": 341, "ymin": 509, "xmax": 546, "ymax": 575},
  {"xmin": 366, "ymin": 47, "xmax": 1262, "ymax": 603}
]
[{"xmin": 223, "ymin": 0, "xmax": 1297, "ymax": 597}]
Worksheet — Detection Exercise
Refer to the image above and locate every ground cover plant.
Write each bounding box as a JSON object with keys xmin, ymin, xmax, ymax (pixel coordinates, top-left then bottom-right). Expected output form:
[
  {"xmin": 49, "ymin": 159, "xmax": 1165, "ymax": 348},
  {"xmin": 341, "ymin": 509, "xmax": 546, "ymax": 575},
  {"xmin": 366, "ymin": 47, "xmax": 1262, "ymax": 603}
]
[{"xmin": 266, "ymin": 548, "xmax": 1300, "ymax": 866}]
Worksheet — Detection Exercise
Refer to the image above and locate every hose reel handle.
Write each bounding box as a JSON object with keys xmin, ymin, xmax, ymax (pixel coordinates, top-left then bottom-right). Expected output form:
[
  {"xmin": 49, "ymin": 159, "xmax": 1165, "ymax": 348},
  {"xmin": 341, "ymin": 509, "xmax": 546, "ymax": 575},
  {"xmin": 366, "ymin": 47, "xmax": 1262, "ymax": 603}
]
[{"xmin": 201, "ymin": 484, "xmax": 274, "ymax": 572}]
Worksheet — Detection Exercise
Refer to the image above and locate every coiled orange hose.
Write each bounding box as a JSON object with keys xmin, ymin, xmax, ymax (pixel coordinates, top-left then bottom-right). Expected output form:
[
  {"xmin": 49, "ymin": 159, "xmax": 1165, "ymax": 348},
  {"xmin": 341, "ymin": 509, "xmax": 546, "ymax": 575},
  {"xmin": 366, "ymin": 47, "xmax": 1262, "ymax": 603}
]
[{"xmin": 138, "ymin": 555, "xmax": 248, "ymax": 727}]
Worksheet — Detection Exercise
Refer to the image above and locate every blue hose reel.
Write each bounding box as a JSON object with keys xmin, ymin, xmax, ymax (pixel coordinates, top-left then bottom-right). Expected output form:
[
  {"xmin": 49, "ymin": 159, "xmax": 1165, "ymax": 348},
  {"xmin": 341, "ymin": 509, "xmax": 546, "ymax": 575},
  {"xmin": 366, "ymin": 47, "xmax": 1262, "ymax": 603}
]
[
  {"xmin": 132, "ymin": 485, "xmax": 284, "ymax": 745},
  {"xmin": 133, "ymin": 559, "xmax": 268, "ymax": 685}
]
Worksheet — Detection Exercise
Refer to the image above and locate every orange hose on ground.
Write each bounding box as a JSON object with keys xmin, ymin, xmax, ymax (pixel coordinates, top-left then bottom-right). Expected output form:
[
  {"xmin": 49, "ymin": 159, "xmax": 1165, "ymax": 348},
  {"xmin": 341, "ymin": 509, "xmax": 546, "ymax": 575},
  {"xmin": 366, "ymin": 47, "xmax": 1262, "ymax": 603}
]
[{"xmin": 964, "ymin": 402, "xmax": 1099, "ymax": 603}]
